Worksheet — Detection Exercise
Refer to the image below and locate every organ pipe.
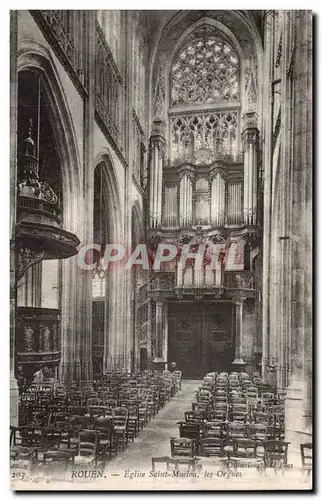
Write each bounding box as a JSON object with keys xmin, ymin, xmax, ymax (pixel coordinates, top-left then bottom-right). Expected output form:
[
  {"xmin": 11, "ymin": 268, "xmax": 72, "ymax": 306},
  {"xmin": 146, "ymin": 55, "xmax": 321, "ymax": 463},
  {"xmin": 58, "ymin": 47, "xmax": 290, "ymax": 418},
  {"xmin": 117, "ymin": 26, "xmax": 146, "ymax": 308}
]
[
  {"xmin": 210, "ymin": 170, "xmax": 225, "ymax": 227},
  {"xmin": 164, "ymin": 186, "xmax": 177, "ymax": 227},
  {"xmin": 179, "ymin": 173, "xmax": 193, "ymax": 228}
]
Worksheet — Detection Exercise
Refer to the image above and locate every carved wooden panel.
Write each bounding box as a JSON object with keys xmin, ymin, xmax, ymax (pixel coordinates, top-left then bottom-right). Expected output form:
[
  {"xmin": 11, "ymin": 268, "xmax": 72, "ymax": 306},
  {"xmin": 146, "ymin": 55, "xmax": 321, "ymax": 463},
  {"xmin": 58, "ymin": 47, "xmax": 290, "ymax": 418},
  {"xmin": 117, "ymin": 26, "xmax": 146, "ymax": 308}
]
[{"xmin": 168, "ymin": 302, "xmax": 234, "ymax": 377}]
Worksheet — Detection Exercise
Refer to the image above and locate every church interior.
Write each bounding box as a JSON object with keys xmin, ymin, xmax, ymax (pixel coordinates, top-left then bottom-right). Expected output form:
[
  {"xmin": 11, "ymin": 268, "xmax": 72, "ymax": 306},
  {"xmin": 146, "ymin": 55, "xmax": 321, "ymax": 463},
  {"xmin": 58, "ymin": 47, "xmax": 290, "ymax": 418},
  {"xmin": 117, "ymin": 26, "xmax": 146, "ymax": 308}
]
[{"xmin": 10, "ymin": 10, "xmax": 312, "ymax": 486}]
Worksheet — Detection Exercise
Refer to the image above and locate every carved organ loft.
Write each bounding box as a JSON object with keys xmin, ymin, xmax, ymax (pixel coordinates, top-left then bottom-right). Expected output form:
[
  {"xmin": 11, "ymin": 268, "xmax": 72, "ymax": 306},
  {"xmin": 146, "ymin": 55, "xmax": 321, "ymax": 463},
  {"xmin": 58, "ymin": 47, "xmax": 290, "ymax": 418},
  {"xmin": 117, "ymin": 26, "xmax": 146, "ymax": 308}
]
[{"xmin": 145, "ymin": 24, "xmax": 261, "ymax": 375}]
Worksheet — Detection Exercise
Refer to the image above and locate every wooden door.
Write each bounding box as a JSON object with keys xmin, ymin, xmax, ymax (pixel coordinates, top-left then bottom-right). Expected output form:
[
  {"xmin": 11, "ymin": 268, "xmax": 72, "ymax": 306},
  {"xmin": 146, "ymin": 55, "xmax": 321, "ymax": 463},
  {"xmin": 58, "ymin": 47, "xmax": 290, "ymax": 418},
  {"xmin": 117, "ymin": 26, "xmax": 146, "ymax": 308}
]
[
  {"xmin": 168, "ymin": 302, "xmax": 234, "ymax": 378},
  {"xmin": 168, "ymin": 303, "xmax": 204, "ymax": 379}
]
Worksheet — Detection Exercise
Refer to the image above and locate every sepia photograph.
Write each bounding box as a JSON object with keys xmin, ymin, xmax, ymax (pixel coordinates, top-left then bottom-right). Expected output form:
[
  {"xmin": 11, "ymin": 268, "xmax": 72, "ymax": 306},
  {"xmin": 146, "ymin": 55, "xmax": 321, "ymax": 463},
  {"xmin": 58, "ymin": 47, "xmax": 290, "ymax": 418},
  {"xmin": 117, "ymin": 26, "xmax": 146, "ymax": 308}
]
[{"xmin": 9, "ymin": 8, "xmax": 313, "ymax": 491}]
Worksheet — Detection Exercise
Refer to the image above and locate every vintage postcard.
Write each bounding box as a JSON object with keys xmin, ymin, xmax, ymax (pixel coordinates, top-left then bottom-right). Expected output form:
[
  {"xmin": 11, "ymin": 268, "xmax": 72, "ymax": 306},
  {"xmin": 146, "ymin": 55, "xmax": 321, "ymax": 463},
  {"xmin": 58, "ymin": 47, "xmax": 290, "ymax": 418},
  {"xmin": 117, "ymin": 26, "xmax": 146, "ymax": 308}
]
[{"xmin": 9, "ymin": 9, "xmax": 312, "ymax": 491}]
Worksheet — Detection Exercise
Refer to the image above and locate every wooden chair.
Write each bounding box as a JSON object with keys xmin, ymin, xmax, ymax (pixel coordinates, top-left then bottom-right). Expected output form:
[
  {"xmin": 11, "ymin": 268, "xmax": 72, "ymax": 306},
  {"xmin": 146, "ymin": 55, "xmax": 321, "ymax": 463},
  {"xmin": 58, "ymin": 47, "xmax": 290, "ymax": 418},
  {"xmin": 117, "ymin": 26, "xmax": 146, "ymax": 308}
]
[
  {"xmin": 11, "ymin": 446, "xmax": 37, "ymax": 474},
  {"xmin": 170, "ymin": 437, "xmax": 196, "ymax": 461},
  {"xmin": 41, "ymin": 428, "xmax": 62, "ymax": 453},
  {"xmin": 263, "ymin": 440, "xmax": 290, "ymax": 471},
  {"xmin": 200, "ymin": 437, "xmax": 223, "ymax": 457},
  {"xmin": 300, "ymin": 443, "xmax": 312, "ymax": 477},
  {"xmin": 74, "ymin": 430, "xmax": 98, "ymax": 469},
  {"xmin": 230, "ymin": 396, "xmax": 246, "ymax": 406},
  {"xmin": 173, "ymin": 371, "xmax": 182, "ymax": 392},
  {"xmin": 253, "ymin": 411, "xmax": 269, "ymax": 424},
  {"xmin": 204, "ymin": 421, "xmax": 225, "ymax": 439},
  {"xmin": 138, "ymin": 398, "xmax": 148, "ymax": 429},
  {"xmin": 126, "ymin": 401, "xmax": 140, "ymax": 441},
  {"xmin": 213, "ymin": 403, "xmax": 228, "ymax": 421},
  {"xmin": 42, "ymin": 450, "xmax": 74, "ymax": 474},
  {"xmin": 214, "ymin": 389, "xmax": 228, "ymax": 398},
  {"xmin": 11, "ymin": 426, "xmax": 42, "ymax": 454},
  {"xmin": 214, "ymin": 395, "xmax": 229, "ymax": 404},
  {"xmin": 152, "ymin": 456, "xmax": 198, "ymax": 472},
  {"xmin": 227, "ymin": 438, "xmax": 264, "ymax": 470},
  {"xmin": 112, "ymin": 407, "xmax": 128, "ymax": 451},
  {"xmin": 247, "ymin": 423, "xmax": 267, "ymax": 442},
  {"xmin": 192, "ymin": 402, "xmax": 209, "ymax": 414},
  {"xmin": 178, "ymin": 422, "xmax": 203, "ymax": 453},
  {"xmin": 185, "ymin": 411, "xmax": 204, "ymax": 425},
  {"xmin": 226, "ymin": 421, "xmax": 247, "ymax": 440},
  {"xmin": 267, "ymin": 420, "xmax": 285, "ymax": 440},
  {"xmin": 230, "ymin": 403, "xmax": 248, "ymax": 422},
  {"xmin": 94, "ymin": 416, "xmax": 115, "ymax": 464}
]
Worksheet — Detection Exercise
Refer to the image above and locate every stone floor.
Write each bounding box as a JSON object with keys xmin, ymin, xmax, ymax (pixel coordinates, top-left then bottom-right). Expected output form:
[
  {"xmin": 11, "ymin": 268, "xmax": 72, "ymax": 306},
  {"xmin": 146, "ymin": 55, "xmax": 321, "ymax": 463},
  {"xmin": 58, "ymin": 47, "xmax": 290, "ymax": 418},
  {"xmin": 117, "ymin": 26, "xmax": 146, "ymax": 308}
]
[{"xmin": 108, "ymin": 379, "xmax": 200, "ymax": 473}]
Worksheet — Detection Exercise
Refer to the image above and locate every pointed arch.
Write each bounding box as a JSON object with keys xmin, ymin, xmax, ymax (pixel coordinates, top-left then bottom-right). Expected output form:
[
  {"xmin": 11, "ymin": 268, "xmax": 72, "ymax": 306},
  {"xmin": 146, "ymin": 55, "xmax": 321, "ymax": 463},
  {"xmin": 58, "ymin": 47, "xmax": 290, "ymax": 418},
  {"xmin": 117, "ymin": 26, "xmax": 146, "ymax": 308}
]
[
  {"xmin": 17, "ymin": 40, "xmax": 82, "ymax": 235},
  {"xmin": 131, "ymin": 199, "xmax": 145, "ymax": 248},
  {"xmin": 93, "ymin": 151, "xmax": 123, "ymax": 245}
]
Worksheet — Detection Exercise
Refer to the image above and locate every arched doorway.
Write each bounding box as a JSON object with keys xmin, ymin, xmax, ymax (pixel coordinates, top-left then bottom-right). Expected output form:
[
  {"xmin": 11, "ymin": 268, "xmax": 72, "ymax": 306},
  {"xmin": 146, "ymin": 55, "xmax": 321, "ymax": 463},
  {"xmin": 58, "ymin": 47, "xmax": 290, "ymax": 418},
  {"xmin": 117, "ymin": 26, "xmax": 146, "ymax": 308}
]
[{"xmin": 91, "ymin": 157, "xmax": 123, "ymax": 374}]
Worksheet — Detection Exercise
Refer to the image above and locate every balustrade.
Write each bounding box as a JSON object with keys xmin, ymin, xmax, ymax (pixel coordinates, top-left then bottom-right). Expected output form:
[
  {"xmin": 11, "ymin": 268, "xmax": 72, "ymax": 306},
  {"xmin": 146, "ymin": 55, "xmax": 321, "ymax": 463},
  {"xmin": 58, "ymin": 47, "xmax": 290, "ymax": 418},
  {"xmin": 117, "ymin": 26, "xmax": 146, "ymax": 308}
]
[
  {"xmin": 35, "ymin": 11, "xmax": 86, "ymax": 88},
  {"xmin": 95, "ymin": 21, "xmax": 122, "ymax": 148}
]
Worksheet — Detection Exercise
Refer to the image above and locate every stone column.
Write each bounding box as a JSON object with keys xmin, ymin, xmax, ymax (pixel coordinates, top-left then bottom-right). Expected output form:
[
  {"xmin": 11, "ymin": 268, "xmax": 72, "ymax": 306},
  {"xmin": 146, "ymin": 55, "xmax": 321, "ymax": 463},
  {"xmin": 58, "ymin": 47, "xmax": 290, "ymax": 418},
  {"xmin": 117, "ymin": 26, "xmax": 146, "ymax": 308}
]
[
  {"xmin": 232, "ymin": 297, "xmax": 246, "ymax": 369},
  {"xmin": 162, "ymin": 301, "xmax": 169, "ymax": 369},
  {"xmin": 104, "ymin": 267, "xmax": 123, "ymax": 372},
  {"xmin": 77, "ymin": 10, "xmax": 96, "ymax": 385},
  {"xmin": 154, "ymin": 300, "xmax": 164, "ymax": 362},
  {"xmin": 130, "ymin": 297, "xmax": 136, "ymax": 372},
  {"xmin": 10, "ymin": 10, "xmax": 19, "ymax": 426},
  {"xmin": 147, "ymin": 299, "xmax": 153, "ymax": 367},
  {"xmin": 285, "ymin": 10, "xmax": 312, "ymax": 448},
  {"xmin": 261, "ymin": 11, "xmax": 274, "ymax": 378},
  {"xmin": 123, "ymin": 13, "xmax": 135, "ymax": 373},
  {"xmin": 242, "ymin": 112, "xmax": 259, "ymax": 226},
  {"xmin": 149, "ymin": 120, "xmax": 166, "ymax": 229}
]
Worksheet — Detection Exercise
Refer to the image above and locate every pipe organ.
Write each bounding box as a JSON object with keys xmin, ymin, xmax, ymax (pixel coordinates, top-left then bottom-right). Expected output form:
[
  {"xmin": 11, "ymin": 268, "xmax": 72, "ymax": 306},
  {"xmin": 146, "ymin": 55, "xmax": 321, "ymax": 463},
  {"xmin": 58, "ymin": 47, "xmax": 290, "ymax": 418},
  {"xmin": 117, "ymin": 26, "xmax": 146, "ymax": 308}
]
[
  {"xmin": 227, "ymin": 181, "xmax": 242, "ymax": 225},
  {"xmin": 175, "ymin": 262, "xmax": 223, "ymax": 289},
  {"xmin": 156, "ymin": 162, "xmax": 245, "ymax": 230},
  {"xmin": 179, "ymin": 171, "xmax": 193, "ymax": 228},
  {"xmin": 163, "ymin": 185, "xmax": 178, "ymax": 228},
  {"xmin": 210, "ymin": 167, "xmax": 226, "ymax": 227},
  {"xmin": 148, "ymin": 115, "xmax": 259, "ymax": 232}
]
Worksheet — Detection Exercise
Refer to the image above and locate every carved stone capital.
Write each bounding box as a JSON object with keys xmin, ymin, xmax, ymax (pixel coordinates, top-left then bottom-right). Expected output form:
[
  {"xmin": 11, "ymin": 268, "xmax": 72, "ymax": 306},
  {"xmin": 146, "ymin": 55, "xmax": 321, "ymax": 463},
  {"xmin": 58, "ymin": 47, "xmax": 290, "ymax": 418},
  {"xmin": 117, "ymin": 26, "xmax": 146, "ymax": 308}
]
[
  {"xmin": 235, "ymin": 272, "xmax": 254, "ymax": 290},
  {"xmin": 242, "ymin": 111, "xmax": 258, "ymax": 129},
  {"xmin": 232, "ymin": 296, "xmax": 246, "ymax": 305},
  {"xmin": 150, "ymin": 119, "xmax": 166, "ymax": 138},
  {"xmin": 242, "ymin": 128, "xmax": 259, "ymax": 148},
  {"xmin": 176, "ymin": 234, "xmax": 193, "ymax": 245},
  {"xmin": 208, "ymin": 233, "xmax": 226, "ymax": 244}
]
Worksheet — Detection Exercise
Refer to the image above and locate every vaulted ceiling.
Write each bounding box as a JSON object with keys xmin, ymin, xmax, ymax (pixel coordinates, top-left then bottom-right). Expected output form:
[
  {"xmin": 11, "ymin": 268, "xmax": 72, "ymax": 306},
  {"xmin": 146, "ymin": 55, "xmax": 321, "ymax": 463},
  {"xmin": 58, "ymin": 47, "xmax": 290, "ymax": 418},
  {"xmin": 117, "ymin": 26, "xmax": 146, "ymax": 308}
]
[{"xmin": 143, "ymin": 10, "xmax": 265, "ymax": 60}]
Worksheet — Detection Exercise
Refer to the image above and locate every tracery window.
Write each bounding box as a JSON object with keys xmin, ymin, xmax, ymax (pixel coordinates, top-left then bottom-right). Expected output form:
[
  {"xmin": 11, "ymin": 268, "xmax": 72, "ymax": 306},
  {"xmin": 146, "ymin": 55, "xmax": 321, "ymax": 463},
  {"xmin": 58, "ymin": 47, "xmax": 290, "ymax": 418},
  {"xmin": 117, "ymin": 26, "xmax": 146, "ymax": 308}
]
[
  {"xmin": 171, "ymin": 110, "xmax": 239, "ymax": 163},
  {"xmin": 169, "ymin": 32, "xmax": 241, "ymax": 164},
  {"xmin": 171, "ymin": 36, "xmax": 240, "ymax": 107}
]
